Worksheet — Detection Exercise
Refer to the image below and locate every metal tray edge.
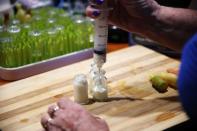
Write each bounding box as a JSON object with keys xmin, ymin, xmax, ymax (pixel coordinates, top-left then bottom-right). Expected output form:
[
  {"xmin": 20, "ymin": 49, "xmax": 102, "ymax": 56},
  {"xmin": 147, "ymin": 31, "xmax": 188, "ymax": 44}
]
[{"xmin": 0, "ymin": 48, "xmax": 93, "ymax": 81}]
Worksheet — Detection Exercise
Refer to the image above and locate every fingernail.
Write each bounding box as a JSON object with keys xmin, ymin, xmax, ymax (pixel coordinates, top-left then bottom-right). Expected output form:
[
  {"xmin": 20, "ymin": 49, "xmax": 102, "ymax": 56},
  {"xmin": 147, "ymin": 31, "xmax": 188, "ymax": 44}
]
[
  {"xmin": 93, "ymin": 10, "xmax": 100, "ymax": 17},
  {"xmin": 96, "ymin": 0, "xmax": 104, "ymax": 5}
]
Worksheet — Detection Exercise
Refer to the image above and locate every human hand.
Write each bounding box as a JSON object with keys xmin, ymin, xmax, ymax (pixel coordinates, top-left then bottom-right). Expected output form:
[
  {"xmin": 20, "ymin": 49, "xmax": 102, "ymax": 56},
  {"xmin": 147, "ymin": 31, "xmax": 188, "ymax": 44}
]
[
  {"xmin": 167, "ymin": 68, "xmax": 179, "ymax": 75},
  {"xmin": 41, "ymin": 97, "xmax": 109, "ymax": 131},
  {"xmin": 86, "ymin": 0, "xmax": 161, "ymax": 34}
]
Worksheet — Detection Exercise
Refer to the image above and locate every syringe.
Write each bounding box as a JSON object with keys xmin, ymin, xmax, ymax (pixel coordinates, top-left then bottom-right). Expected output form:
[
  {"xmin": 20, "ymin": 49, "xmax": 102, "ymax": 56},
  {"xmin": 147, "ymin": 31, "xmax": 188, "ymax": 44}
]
[{"xmin": 93, "ymin": 1, "xmax": 108, "ymax": 70}]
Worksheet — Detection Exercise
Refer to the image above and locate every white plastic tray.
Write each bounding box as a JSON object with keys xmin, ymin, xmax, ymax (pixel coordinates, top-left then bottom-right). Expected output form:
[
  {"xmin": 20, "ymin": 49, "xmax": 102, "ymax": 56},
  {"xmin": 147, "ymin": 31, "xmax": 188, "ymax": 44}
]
[{"xmin": 0, "ymin": 48, "xmax": 93, "ymax": 81}]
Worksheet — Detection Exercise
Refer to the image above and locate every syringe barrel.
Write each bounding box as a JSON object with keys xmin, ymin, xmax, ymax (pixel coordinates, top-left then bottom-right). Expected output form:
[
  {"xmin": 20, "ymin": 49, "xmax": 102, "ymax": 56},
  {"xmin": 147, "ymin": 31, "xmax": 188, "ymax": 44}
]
[{"xmin": 93, "ymin": 1, "xmax": 108, "ymax": 66}]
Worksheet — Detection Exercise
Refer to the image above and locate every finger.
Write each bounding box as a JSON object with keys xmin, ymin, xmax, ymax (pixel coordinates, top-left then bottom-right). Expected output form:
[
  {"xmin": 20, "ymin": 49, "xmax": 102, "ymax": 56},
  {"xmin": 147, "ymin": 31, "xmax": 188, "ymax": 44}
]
[
  {"xmin": 167, "ymin": 68, "xmax": 179, "ymax": 75},
  {"xmin": 56, "ymin": 97, "xmax": 69, "ymax": 109},
  {"xmin": 41, "ymin": 113, "xmax": 52, "ymax": 130},
  {"xmin": 57, "ymin": 97, "xmax": 80, "ymax": 109},
  {"xmin": 57, "ymin": 97, "xmax": 74, "ymax": 109},
  {"xmin": 48, "ymin": 105, "xmax": 60, "ymax": 118},
  {"xmin": 47, "ymin": 124, "xmax": 62, "ymax": 131},
  {"xmin": 57, "ymin": 97, "xmax": 86, "ymax": 116},
  {"xmin": 93, "ymin": 116, "xmax": 109, "ymax": 131},
  {"xmin": 93, "ymin": 116, "xmax": 107, "ymax": 124},
  {"xmin": 89, "ymin": 0, "xmax": 104, "ymax": 5},
  {"xmin": 41, "ymin": 113, "xmax": 64, "ymax": 131},
  {"xmin": 48, "ymin": 110, "xmax": 74, "ymax": 130},
  {"xmin": 86, "ymin": 6, "xmax": 101, "ymax": 18},
  {"xmin": 89, "ymin": 0, "xmax": 115, "ymax": 8}
]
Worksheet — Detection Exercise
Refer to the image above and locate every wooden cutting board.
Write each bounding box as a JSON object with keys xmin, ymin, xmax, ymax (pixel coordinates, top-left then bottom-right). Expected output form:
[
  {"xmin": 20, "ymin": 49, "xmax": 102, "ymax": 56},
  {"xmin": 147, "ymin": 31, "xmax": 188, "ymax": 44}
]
[{"xmin": 0, "ymin": 45, "xmax": 188, "ymax": 131}]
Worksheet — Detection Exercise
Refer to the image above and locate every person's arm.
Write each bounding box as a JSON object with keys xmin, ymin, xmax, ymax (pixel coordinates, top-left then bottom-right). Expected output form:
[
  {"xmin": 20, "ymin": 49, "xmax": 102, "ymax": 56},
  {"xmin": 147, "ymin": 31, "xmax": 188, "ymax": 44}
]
[
  {"xmin": 86, "ymin": 0, "xmax": 197, "ymax": 52},
  {"xmin": 144, "ymin": 6, "xmax": 197, "ymax": 52}
]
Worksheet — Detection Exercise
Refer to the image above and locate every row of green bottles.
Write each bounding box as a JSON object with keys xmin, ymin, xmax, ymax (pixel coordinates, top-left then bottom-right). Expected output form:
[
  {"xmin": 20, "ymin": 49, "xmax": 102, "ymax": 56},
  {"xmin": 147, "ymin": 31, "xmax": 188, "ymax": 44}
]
[{"xmin": 0, "ymin": 7, "xmax": 94, "ymax": 68}]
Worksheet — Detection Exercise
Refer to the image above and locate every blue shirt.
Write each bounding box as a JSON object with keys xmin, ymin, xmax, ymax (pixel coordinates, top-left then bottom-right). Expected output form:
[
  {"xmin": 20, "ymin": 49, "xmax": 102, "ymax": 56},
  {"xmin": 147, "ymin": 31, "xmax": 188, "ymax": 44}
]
[{"xmin": 178, "ymin": 33, "xmax": 197, "ymax": 121}]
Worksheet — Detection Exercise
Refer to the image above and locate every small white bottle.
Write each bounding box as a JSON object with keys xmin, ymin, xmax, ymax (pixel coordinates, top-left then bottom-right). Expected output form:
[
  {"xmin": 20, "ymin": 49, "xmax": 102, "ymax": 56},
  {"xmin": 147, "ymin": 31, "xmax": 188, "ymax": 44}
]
[
  {"xmin": 89, "ymin": 63, "xmax": 106, "ymax": 95},
  {"xmin": 92, "ymin": 74, "xmax": 108, "ymax": 101},
  {"xmin": 73, "ymin": 74, "xmax": 89, "ymax": 104}
]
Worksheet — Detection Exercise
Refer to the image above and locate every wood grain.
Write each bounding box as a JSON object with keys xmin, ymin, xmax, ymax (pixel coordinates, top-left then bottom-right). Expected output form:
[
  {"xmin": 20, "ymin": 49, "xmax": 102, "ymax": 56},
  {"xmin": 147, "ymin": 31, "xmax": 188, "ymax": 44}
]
[{"xmin": 0, "ymin": 45, "xmax": 188, "ymax": 131}]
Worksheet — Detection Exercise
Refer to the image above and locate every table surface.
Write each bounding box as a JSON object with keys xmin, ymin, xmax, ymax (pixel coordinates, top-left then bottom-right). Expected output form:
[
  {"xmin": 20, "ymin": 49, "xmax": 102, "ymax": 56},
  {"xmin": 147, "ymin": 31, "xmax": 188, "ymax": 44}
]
[{"xmin": 0, "ymin": 45, "xmax": 188, "ymax": 131}]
